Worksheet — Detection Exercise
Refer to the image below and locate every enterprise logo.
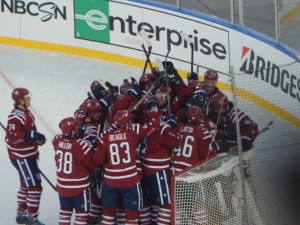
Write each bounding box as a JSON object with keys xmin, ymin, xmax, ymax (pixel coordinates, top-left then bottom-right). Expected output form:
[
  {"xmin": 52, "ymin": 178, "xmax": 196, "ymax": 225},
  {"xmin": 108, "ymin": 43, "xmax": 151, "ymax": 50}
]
[
  {"xmin": 74, "ymin": 0, "xmax": 110, "ymax": 43},
  {"xmin": 75, "ymin": 10, "xmax": 108, "ymax": 31}
]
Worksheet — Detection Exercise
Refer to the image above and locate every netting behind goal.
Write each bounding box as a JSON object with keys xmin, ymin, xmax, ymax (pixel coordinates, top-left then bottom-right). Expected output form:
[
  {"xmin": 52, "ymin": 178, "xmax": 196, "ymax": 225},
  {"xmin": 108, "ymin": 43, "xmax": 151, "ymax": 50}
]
[{"xmin": 171, "ymin": 150, "xmax": 263, "ymax": 225}]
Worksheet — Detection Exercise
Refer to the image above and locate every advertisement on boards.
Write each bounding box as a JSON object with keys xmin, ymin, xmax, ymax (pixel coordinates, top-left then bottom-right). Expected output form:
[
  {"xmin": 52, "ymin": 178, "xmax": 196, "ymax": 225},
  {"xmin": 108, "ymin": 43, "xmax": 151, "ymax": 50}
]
[{"xmin": 73, "ymin": 0, "xmax": 230, "ymax": 74}]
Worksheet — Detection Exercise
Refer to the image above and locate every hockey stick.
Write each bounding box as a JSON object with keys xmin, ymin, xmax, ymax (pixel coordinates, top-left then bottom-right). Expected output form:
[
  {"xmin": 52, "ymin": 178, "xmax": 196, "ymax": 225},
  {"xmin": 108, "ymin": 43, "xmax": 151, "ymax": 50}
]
[
  {"xmin": 0, "ymin": 121, "xmax": 56, "ymax": 191},
  {"xmin": 139, "ymin": 29, "xmax": 153, "ymax": 73},
  {"xmin": 223, "ymin": 120, "xmax": 275, "ymax": 156},
  {"xmin": 38, "ymin": 169, "xmax": 56, "ymax": 191},
  {"xmin": 258, "ymin": 120, "xmax": 273, "ymax": 135},
  {"xmin": 180, "ymin": 31, "xmax": 194, "ymax": 74},
  {"xmin": 161, "ymin": 48, "xmax": 171, "ymax": 115},
  {"xmin": 123, "ymin": 34, "xmax": 153, "ymax": 75},
  {"xmin": 0, "ymin": 121, "xmax": 6, "ymax": 131},
  {"xmin": 130, "ymin": 58, "xmax": 167, "ymax": 113}
]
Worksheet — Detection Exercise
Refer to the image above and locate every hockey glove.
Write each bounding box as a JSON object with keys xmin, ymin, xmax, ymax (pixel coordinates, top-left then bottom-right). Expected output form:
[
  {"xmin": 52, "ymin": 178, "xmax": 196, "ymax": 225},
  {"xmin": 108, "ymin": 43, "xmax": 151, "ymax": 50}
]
[
  {"xmin": 91, "ymin": 138, "xmax": 98, "ymax": 149},
  {"xmin": 164, "ymin": 115, "xmax": 178, "ymax": 127},
  {"xmin": 24, "ymin": 131, "xmax": 46, "ymax": 146},
  {"xmin": 187, "ymin": 72, "xmax": 199, "ymax": 81},
  {"xmin": 127, "ymin": 85, "xmax": 143, "ymax": 100},
  {"xmin": 146, "ymin": 97, "xmax": 159, "ymax": 111},
  {"xmin": 105, "ymin": 81, "xmax": 119, "ymax": 95},
  {"xmin": 185, "ymin": 90, "xmax": 208, "ymax": 111},
  {"xmin": 212, "ymin": 140, "xmax": 229, "ymax": 152},
  {"xmin": 99, "ymin": 95, "xmax": 114, "ymax": 109},
  {"xmin": 241, "ymin": 136, "xmax": 253, "ymax": 151},
  {"xmin": 162, "ymin": 61, "xmax": 174, "ymax": 70},
  {"xmin": 130, "ymin": 77, "xmax": 139, "ymax": 86}
]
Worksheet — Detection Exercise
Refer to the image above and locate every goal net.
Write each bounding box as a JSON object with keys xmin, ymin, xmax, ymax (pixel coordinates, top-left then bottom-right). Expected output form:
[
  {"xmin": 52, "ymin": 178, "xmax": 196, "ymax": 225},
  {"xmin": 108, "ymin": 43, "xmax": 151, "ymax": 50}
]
[{"xmin": 171, "ymin": 150, "xmax": 264, "ymax": 225}]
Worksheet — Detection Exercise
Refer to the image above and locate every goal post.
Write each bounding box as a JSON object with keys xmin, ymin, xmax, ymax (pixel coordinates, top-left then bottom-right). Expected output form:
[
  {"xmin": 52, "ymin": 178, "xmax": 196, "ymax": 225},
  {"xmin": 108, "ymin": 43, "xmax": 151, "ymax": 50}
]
[{"xmin": 171, "ymin": 150, "xmax": 264, "ymax": 225}]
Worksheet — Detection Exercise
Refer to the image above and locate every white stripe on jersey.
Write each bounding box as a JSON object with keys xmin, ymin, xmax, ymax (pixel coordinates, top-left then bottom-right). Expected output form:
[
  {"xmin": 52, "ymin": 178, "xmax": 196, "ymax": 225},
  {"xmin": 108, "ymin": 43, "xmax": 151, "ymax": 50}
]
[
  {"xmin": 6, "ymin": 143, "xmax": 36, "ymax": 151},
  {"xmin": 141, "ymin": 156, "xmax": 171, "ymax": 162},
  {"xmin": 104, "ymin": 172, "xmax": 138, "ymax": 180},
  {"xmin": 141, "ymin": 163, "xmax": 170, "ymax": 170},
  {"xmin": 10, "ymin": 149, "xmax": 38, "ymax": 158},
  {"xmin": 174, "ymin": 161, "xmax": 192, "ymax": 167},
  {"xmin": 77, "ymin": 139, "xmax": 93, "ymax": 155},
  {"xmin": 57, "ymin": 182, "xmax": 90, "ymax": 189},
  {"xmin": 105, "ymin": 165, "xmax": 136, "ymax": 172},
  {"xmin": 57, "ymin": 175, "xmax": 89, "ymax": 182}
]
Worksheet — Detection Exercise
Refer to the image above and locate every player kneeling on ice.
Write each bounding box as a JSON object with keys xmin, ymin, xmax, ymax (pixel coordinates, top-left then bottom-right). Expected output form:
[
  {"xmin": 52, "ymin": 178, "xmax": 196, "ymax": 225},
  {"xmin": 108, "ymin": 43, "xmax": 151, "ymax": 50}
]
[
  {"xmin": 52, "ymin": 117, "xmax": 99, "ymax": 225},
  {"xmin": 209, "ymin": 94, "xmax": 259, "ymax": 152}
]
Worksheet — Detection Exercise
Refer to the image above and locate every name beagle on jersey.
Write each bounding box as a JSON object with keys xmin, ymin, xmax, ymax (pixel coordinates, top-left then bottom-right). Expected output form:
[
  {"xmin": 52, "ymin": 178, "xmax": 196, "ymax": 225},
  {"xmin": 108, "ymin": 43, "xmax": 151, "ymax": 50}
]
[{"xmin": 109, "ymin": 133, "xmax": 127, "ymax": 142}]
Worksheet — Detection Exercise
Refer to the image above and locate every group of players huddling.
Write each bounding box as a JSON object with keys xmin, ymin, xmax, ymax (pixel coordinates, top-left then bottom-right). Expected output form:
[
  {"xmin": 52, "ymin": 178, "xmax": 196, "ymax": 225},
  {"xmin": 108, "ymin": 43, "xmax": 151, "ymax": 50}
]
[{"xmin": 6, "ymin": 61, "xmax": 258, "ymax": 225}]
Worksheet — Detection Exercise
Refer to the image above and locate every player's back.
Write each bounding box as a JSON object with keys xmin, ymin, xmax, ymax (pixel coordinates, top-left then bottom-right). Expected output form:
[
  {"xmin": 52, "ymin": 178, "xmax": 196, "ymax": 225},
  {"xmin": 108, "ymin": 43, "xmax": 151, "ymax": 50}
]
[
  {"xmin": 99, "ymin": 126, "xmax": 141, "ymax": 188},
  {"xmin": 173, "ymin": 123, "xmax": 212, "ymax": 174},
  {"xmin": 53, "ymin": 134, "xmax": 93, "ymax": 197}
]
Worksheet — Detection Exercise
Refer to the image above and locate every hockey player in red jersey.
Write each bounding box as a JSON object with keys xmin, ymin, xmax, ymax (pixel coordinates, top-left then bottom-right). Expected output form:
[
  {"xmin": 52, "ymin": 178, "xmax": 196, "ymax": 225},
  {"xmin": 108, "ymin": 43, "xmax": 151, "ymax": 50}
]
[
  {"xmin": 52, "ymin": 117, "xmax": 98, "ymax": 225},
  {"xmin": 140, "ymin": 110, "xmax": 181, "ymax": 225},
  {"xmin": 209, "ymin": 94, "xmax": 259, "ymax": 151},
  {"xmin": 5, "ymin": 87, "xmax": 46, "ymax": 225},
  {"xmin": 173, "ymin": 106, "xmax": 215, "ymax": 174},
  {"xmin": 92, "ymin": 106, "xmax": 160, "ymax": 225},
  {"xmin": 78, "ymin": 99, "xmax": 104, "ymax": 224},
  {"xmin": 188, "ymin": 69, "xmax": 226, "ymax": 103},
  {"xmin": 74, "ymin": 81, "xmax": 107, "ymax": 128}
]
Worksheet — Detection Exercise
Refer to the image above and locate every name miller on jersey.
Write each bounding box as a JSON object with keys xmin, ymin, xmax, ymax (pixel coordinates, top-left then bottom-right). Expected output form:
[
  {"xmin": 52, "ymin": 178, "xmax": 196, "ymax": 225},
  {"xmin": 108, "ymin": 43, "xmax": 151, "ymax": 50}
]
[
  {"xmin": 109, "ymin": 133, "xmax": 127, "ymax": 141},
  {"xmin": 58, "ymin": 141, "xmax": 72, "ymax": 150}
]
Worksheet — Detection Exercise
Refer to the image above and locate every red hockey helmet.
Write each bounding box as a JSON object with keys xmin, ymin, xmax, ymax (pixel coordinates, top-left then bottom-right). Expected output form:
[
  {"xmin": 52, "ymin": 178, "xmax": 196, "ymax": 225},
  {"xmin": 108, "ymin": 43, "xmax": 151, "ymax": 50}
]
[
  {"xmin": 113, "ymin": 110, "xmax": 131, "ymax": 128},
  {"xmin": 186, "ymin": 106, "xmax": 203, "ymax": 124},
  {"xmin": 211, "ymin": 94, "xmax": 229, "ymax": 111},
  {"xmin": 139, "ymin": 73, "xmax": 155, "ymax": 89},
  {"xmin": 12, "ymin": 88, "xmax": 30, "ymax": 102},
  {"xmin": 59, "ymin": 117, "xmax": 79, "ymax": 136},
  {"xmin": 204, "ymin": 69, "xmax": 218, "ymax": 81},
  {"xmin": 81, "ymin": 99, "xmax": 101, "ymax": 114}
]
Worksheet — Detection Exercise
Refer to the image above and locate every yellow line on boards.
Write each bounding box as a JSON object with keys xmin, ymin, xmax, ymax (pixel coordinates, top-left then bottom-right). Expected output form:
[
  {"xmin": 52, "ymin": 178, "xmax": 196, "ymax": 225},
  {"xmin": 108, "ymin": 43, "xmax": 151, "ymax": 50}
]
[
  {"xmin": 0, "ymin": 36, "xmax": 299, "ymax": 128},
  {"xmin": 0, "ymin": 36, "xmax": 144, "ymax": 68},
  {"xmin": 279, "ymin": 3, "xmax": 300, "ymax": 26}
]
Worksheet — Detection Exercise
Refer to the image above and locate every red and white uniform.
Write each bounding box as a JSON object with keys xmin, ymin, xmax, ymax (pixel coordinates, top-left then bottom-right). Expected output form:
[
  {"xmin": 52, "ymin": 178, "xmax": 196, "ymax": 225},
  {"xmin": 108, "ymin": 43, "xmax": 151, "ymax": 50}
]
[
  {"xmin": 173, "ymin": 123, "xmax": 214, "ymax": 174},
  {"xmin": 81, "ymin": 122, "xmax": 99, "ymax": 142},
  {"xmin": 141, "ymin": 124, "xmax": 180, "ymax": 176},
  {"xmin": 93, "ymin": 111, "xmax": 159, "ymax": 188},
  {"xmin": 5, "ymin": 107, "xmax": 39, "ymax": 160},
  {"xmin": 52, "ymin": 135, "xmax": 98, "ymax": 197},
  {"xmin": 211, "ymin": 102, "xmax": 259, "ymax": 143},
  {"xmin": 74, "ymin": 98, "xmax": 106, "ymax": 127}
]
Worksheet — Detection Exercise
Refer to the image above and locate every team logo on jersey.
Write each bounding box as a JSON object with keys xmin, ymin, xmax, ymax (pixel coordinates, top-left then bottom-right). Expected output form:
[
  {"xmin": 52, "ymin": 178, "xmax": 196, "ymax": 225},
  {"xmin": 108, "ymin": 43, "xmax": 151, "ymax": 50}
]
[{"xmin": 74, "ymin": 0, "xmax": 110, "ymax": 43}]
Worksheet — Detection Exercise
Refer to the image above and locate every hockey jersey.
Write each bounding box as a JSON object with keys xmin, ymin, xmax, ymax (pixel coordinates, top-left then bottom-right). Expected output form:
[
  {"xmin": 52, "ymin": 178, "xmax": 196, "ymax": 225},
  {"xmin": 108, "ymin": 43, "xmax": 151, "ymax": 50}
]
[
  {"xmin": 141, "ymin": 124, "xmax": 180, "ymax": 176},
  {"xmin": 5, "ymin": 107, "xmax": 39, "ymax": 160},
  {"xmin": 173, "ymin": 123, "xmax": 214, "ymax": 174},
  {"xmin": 93, "ymin": 111, "xmax": 159, "ymax": 188},
  {"xmin": 52, "ymin": 135, "xmax": 98, "ymax": 197}
]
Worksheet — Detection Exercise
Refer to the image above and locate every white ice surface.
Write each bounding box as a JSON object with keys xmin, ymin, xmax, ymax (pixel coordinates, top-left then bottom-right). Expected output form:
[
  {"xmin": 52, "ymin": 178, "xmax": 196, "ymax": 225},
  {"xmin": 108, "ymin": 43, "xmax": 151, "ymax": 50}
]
[
  {"xmin": 0, "ymin": 44, "xmax": 299, "ymax": 225},
  {"xmin": 0, "ymin": 45, "xmax": 140, "ymax": 225}
]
